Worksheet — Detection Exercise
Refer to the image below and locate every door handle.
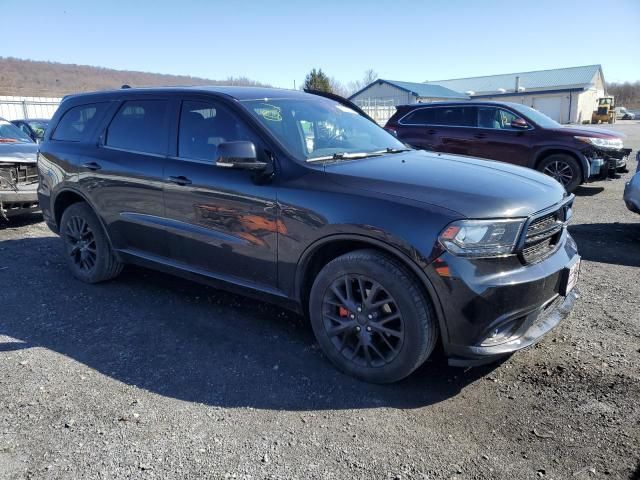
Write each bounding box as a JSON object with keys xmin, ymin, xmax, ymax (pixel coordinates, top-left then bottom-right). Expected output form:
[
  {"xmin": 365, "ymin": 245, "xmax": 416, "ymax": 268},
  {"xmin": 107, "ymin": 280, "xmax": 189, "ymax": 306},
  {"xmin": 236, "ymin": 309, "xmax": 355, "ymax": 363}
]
[
  {"xmin": 82, "ymin": 162, "xmax": 102, "ymax": 171},
  {"xmin": 166, "ymin": 175, "xmax": 192, "ymax": 186},
  {"xmin": 473, "ymin": 133, "xmax": 487, "ymax": 139},
  {"xmin": 427, "ymin": 129, "xmax": 437, "ymax": 135}
]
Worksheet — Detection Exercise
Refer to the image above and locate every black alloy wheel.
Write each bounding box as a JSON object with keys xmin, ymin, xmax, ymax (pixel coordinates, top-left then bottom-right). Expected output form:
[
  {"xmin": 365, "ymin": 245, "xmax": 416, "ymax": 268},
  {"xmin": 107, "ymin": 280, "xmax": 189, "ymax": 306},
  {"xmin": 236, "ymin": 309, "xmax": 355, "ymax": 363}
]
[
  {"xmin": 65, "ymin": 215, "xmax": 97, "ymax": 272},
  {"xmin": 309, "ymin": 249, "xmax": 438, "ymax": 383},
  {"xmin": 60, "ymin": 202, "xmax": 123, "ymax": 283},
  {"xmin": 322, "ymin": 274, "xmax": 404, "ymax": 368}
]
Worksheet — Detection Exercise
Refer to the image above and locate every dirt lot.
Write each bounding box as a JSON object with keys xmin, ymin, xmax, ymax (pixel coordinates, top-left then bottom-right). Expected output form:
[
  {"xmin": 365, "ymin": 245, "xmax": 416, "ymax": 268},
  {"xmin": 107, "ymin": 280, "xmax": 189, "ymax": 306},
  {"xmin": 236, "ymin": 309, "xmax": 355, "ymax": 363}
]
[{"xmin": 1, "ymin": 123, "xmax": 639, "ymax": 480}]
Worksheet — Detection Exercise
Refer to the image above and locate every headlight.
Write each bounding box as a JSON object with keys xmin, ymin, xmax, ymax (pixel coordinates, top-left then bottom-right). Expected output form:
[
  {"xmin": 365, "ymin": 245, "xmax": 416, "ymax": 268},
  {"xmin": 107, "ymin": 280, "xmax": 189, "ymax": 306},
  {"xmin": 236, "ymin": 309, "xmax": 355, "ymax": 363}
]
[
  {"xmin": 439, "ymin": 219, "xmax": 525, "ymax": 257},
  {"xmin": 575, "ymin": 136, "xmax": 623, "ymax": 149}
]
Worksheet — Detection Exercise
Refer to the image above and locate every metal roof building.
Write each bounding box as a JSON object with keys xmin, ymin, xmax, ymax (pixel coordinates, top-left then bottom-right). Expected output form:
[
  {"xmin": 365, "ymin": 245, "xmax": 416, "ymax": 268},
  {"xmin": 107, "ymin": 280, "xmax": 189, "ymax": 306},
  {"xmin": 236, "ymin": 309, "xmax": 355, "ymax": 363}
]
[
  {"xmin": 348, "ymin": 79, "xmax": 468, "ymax": 124},
  {"xmin": 426, "ymin": 65, "xmax": 606, "ymax": 124},
  {"xmin": 350, "ymin": 65, "xmax": 606, "ymax": 125}
]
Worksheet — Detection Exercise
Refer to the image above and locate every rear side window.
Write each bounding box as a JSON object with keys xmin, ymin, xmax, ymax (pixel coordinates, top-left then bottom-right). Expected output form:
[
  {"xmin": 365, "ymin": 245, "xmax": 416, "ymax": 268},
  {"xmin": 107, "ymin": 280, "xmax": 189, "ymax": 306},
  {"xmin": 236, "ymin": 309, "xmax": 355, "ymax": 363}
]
[
  {"xmin": 106, "ymin": 100, "xmax": 169, "ymax": 155},
  {"xmin": 400, "ymin": 108, "xmax": 435, "ymax": 125},
  {"xmin": 52, "ymin": 103, "xmax": 109, "ymax": 142},
  {"xmin": 432, "ymin": 107, "xmax": 476, "ymax": 127}
]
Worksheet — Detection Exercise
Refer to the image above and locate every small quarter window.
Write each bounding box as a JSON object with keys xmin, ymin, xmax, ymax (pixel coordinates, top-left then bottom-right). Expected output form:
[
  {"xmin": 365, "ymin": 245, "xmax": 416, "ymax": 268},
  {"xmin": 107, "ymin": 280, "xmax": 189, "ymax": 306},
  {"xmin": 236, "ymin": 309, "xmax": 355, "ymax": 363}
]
[{"xmin": 52, "ymin": 103, "xmax": 109, "ymax": 142}]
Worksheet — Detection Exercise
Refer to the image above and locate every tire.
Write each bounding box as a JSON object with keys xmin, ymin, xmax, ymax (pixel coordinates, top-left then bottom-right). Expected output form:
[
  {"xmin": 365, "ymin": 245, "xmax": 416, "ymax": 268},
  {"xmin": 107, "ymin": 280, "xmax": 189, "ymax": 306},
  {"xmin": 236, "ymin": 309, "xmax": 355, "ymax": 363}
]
[
  {"xmin": 60, "ymin": 202, "xmax": 123, "ymax": 283},
  {"xmin": 309, "ymin": 249, "xmax": 438, "ymax": 383},
  {"xmin": 537, "ymin": 154, "xmax": 582, "ymax": 193}
]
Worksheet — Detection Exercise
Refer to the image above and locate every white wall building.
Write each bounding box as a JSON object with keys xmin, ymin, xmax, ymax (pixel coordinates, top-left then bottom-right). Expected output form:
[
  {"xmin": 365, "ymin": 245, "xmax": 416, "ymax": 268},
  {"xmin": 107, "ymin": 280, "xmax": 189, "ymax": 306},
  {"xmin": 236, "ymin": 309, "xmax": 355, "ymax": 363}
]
[{"xmin": 427, "ymin": 65, "xmax": 606, "ymax": 124}]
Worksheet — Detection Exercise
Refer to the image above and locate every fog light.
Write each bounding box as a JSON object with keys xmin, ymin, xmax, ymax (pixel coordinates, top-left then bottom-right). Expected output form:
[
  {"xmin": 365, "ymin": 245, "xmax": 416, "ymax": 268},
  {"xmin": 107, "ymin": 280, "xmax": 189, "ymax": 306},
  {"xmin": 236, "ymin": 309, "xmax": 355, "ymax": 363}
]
[{"xmin": 480, "ymin": 319, "xmax": 523, "ymax": 346}]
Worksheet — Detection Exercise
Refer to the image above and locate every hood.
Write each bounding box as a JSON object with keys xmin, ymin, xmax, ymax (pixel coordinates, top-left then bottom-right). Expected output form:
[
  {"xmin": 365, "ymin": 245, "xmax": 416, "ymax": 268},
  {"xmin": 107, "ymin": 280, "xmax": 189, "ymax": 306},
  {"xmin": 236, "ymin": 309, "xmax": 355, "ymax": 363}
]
[
  {"xmin": 0, "ymin": 142, "xmax": 38, "ymax": 164},
  {"xmin": 551, "ymin": 126, "xmax": 625, "ymax": 139},
  {"xmin": 324, "ymin": 150, "xmax": 566, "ymax": 219}
]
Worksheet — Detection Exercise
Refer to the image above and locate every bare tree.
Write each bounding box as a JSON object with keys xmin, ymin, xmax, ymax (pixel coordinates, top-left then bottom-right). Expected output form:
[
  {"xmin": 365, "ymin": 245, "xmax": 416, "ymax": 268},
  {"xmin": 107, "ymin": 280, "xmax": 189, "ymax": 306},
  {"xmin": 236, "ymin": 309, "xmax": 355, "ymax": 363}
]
[
  {"xmin": 329, "ymin": 77, "xmax": 350, "ymax": 98},
  {"xmin": 345, "ymin": 69, "xmax": 379, "ymax": 97},
  {"xmin": 607, "ymin": 81, "xmax": 640, "ymax": 109},
  {"xmin": 362, "ymin": 69, "xmax": 378, "ymax": 85}
]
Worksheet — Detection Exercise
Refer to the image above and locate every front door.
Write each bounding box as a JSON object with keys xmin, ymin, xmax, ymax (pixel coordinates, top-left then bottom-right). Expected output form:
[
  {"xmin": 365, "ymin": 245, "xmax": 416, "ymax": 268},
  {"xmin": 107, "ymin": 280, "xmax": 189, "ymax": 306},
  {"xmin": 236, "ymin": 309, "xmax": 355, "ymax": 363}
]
[
  {"xmin": 469, "ymin": 106, "xmax": 533, "ymax": 167},
  {"xmin": 162, "ymin": 98, "xmax": 278, "ymax": 288}
]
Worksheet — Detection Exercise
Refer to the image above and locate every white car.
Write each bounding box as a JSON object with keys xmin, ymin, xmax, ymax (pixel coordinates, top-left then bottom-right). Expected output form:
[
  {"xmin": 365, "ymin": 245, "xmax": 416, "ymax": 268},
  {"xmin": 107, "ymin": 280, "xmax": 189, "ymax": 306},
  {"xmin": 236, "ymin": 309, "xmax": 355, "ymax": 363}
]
[{"xmin": 615, "ymin": 107, "xmax": 636, "ymax": 120}]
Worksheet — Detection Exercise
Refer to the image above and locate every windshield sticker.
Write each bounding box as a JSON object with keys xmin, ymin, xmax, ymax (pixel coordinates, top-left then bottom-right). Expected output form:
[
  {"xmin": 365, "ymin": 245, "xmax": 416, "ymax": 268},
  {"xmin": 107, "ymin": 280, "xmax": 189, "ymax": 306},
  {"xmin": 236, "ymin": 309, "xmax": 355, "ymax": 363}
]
[
  {"xmin": 336, "ymin": 105, "xmax": 357, "ymax": 114},
  {"xmin": 254, "ymin": 104, "xmax": 282, "ymax": 122}
]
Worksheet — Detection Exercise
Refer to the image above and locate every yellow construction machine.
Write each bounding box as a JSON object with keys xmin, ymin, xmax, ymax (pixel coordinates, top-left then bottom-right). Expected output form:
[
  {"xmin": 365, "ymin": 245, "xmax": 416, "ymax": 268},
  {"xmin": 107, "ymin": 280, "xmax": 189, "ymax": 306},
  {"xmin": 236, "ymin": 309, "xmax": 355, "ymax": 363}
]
[{"xmin": 591, "ymin": 96, "xmax": 616, "ymax": 124}]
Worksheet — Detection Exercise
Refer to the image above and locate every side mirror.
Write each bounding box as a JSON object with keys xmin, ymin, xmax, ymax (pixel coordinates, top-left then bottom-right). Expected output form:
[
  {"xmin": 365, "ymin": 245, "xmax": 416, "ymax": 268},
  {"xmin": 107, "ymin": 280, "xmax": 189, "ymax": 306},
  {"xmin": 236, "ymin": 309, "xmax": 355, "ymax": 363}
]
[
  {"xmin": 510, "ymin": 118, "xmax": 529, "ymax": 130},
  {"xmin": 216, "ymin": 141, "xmax": 267, "ymax": 171}
]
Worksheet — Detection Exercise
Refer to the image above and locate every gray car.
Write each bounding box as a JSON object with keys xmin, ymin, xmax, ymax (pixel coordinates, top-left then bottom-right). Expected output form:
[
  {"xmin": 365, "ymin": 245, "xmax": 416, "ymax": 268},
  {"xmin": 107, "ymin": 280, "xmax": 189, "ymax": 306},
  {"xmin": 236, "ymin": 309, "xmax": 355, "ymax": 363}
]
[
  {"xmin": 623, "ymin": 151, "xmax": 640, "ymax": 214},
  {"xmin": 0, "ymin": 117, "xmax": 40, "ymax": 219}
]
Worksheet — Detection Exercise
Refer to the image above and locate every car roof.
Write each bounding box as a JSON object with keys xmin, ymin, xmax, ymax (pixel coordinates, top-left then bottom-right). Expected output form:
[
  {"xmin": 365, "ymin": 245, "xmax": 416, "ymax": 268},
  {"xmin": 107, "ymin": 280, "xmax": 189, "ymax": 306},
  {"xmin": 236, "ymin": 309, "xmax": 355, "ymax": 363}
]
[
  {"xmin": 397, "ymin": 100, "xmax": 530, "ymax": 109},
  {"xmin": 63, "ymin": 86, "xmax": 312, "ymax": 102}
]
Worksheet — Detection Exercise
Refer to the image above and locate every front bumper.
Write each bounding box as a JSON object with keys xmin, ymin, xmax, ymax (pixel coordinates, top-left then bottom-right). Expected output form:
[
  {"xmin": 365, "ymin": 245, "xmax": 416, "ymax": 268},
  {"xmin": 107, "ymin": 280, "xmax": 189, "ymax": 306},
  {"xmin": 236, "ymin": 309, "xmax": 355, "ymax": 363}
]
[
  {"xmin": 0, "ymin": 183, "xmax": 40, "ymax": 218},
  {"xmin": 586, "ymin": 147, "xmax": 632, "ymax": 178},
  {"xmin": 447, "ymin": 289, "xmax": 578, "ymax": 366},
  {"xmin": 427, "ymin": 230, "xmax": 580, "ymax": 367}
]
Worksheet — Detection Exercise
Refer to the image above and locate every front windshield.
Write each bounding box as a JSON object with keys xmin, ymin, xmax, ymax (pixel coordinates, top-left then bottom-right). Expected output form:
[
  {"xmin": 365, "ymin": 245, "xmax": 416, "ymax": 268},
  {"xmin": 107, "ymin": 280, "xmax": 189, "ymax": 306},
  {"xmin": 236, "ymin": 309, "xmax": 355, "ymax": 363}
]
[
  {"xmin": 240, "ymin": 96, "xmax": 407, "ymax": 161},
  {"xmin": 510, "ymin": 104, "xmax": 561, "ymax": 129},
  {"xmin": 0, "ymin": 120, "xmax": 34, "ymax": 143},
  {"xmin": 27, "ymin": 120, "xmax": 49, "ymax": 140}
]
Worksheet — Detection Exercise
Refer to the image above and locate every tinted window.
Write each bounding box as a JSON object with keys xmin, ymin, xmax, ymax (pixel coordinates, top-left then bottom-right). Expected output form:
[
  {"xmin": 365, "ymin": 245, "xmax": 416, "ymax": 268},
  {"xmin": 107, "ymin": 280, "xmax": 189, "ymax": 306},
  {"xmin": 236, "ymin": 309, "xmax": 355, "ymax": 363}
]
[
  {"xmin": 106, "ymin": 100, "xmax": 168, "ymax": 154},
  {"xmin": 52, "ymin": 103, "xmax": 108, "ymax": 142},
  {"xmin": 178, "ymin": 100, "xmax": 259, "ymax": 161},
  {"xmin": 432, "ymin": 107, "xmax": 476, "ymax": 126},
  {"xmin": 400, "ymin": 108, "xmax": 436, "ymax": 125}
]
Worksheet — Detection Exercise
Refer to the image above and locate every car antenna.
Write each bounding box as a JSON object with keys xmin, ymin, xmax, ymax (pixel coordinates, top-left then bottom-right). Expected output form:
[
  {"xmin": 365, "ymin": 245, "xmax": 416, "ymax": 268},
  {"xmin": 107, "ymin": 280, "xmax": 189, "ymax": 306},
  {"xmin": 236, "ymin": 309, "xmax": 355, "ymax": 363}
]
[{"xmin": 121, "ymin": 84, "xmax": 131, "ymax": 89}]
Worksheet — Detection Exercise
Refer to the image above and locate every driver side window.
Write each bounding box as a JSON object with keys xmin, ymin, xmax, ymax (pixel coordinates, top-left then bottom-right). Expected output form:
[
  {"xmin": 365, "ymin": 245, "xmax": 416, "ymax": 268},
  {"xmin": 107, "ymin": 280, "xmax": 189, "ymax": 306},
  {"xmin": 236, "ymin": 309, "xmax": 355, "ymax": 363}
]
[{"xmin": 178, "ymin": 100, "xmax": 260, "ymax": 162}]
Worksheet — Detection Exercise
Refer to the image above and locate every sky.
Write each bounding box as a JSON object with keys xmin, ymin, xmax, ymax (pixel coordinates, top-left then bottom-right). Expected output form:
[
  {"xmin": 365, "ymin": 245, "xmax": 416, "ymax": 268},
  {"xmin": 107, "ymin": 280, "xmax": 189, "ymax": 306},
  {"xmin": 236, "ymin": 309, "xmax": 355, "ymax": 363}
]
[{"xmin": 2, "ymin": 0, "xmax": 639, "ymax": 88}]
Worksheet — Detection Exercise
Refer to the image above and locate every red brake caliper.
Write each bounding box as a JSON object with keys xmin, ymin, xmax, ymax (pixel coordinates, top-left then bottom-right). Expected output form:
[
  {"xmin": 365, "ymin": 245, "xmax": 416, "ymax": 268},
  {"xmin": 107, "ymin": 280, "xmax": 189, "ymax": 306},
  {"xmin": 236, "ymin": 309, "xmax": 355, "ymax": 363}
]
[{"xmin": 339, "ymin": 307, "xmax": 349, "ymax": 318}]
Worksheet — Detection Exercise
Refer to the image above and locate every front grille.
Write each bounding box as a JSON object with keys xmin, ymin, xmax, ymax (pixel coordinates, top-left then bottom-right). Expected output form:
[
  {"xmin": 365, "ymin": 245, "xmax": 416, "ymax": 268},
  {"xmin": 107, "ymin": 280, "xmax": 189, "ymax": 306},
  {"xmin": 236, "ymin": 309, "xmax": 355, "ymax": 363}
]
[
  {"xmin": 521, "ymin": 206, "xmax": 568, "ymax": 264},
  {"xmin": 0, "ymin": 164, "xmax": 38, "ymax": 186}
]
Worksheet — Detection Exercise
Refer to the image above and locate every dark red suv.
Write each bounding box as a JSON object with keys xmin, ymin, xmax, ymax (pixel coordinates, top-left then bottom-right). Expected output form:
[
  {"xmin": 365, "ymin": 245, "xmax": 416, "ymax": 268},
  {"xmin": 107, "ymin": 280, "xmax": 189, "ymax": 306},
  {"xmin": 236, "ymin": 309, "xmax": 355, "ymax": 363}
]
[{"xmin": 385, "ymin": 101, "xmax": 632, "ymax": 192}]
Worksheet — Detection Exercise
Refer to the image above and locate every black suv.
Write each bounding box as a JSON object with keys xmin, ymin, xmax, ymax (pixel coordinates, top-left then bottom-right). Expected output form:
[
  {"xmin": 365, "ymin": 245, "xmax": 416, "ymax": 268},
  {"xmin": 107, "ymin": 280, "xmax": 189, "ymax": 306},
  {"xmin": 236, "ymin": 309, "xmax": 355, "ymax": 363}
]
[{"xmin": 38, "ymin": 87, "xmax": 580, "ymax": 383}]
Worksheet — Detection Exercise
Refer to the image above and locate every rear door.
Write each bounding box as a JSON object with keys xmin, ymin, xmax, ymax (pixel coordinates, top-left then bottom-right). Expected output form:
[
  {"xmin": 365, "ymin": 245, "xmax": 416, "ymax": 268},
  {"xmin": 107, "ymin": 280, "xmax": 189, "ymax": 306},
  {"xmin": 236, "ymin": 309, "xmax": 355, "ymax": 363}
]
[
  {"xmin": 469, "ymin": 106, "xmax": 533, "ymax": 167},
  {"xmin": 162, "ymin": 96, "xmax": 278, "ymax": 289},
  {"xmin": 394, "ymin": 107, "xmax": 440, "ymax": 150},
  {"xmin": 87, "ymin": 97, "xmax": 170, "ymax": 257},
  {"xmin": 395, "ymin": 106, "xmax": 477, "ymax": 155},
  {"xmin": 430, "ymin": 106, "xmax": 477, "ymax": 156}
]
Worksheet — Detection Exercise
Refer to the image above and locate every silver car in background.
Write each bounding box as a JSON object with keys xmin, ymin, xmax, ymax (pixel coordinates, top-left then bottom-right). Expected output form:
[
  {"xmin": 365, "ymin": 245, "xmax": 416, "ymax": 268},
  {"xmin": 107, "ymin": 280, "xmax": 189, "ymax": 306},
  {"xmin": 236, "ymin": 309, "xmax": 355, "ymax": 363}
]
[{"xmin": 623, "ymin": 151, "xmax": 640, "ymax": 214}]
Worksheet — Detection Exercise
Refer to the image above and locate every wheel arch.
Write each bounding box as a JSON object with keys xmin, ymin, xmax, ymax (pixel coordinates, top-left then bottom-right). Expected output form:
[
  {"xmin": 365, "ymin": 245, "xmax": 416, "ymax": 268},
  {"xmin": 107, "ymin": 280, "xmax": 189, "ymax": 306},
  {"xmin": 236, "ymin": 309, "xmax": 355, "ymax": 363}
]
[
  {"xmin": 52, "ymin": 188, "xmax": 117, "ymax": 253},
  {"xmin": 534, "ymin": 148, "xmax": 588, "ymax": 183},
  {"xmin": 294, "ymin": 234, "xmax": 448, "ymax": 341}
]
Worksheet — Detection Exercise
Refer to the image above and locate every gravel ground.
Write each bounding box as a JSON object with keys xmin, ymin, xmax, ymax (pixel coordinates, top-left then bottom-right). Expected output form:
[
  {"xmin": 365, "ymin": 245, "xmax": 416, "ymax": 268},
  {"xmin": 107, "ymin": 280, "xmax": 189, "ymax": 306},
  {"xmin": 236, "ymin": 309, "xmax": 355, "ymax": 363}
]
[{"xmin": 1, "ymin": 123, "xmax": 639, "ymax": 480}]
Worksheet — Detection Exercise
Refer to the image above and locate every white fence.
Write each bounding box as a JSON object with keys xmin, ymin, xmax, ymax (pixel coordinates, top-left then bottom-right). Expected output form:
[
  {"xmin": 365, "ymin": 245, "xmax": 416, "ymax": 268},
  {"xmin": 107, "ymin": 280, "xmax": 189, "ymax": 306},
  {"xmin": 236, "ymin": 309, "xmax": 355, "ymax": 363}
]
[
  {"xmin": 353, "ymin": 98, "xmax": 398, "ymax": 125},
  {"xmin": 0, "ymin": 96, "xmax": 61, "ymax": 120}
]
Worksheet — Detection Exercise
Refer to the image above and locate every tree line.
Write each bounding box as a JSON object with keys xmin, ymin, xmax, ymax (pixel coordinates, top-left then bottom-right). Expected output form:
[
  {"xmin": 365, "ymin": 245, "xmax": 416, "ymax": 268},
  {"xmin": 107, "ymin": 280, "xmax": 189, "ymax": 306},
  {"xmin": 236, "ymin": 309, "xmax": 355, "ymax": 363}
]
[{"xmin": 606, "ymin": 81, "xmax": 640, "ymax": 109}]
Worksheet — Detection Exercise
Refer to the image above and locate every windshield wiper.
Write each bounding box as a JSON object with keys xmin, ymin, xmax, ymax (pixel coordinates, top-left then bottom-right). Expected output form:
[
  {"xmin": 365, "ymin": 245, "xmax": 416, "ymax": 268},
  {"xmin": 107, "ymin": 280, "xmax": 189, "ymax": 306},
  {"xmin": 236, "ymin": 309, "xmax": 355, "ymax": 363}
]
[
  {"xmin": 306, "ymin": 151, "xmax": 384, "ymax": 163},
  {"xmin": 306, "ymin": 147, "xmax": 412, "ymax": 163}
]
